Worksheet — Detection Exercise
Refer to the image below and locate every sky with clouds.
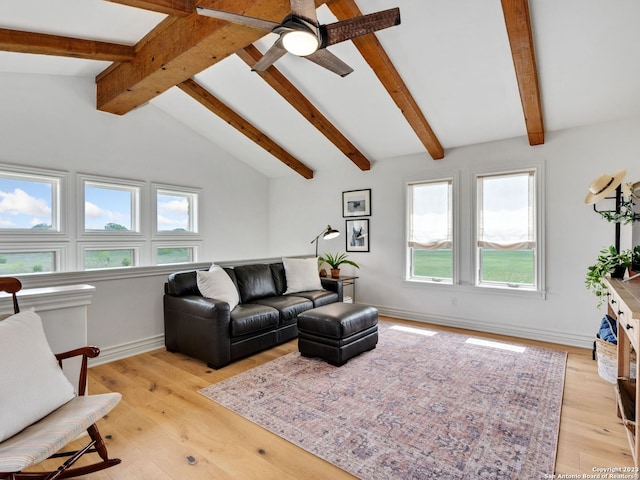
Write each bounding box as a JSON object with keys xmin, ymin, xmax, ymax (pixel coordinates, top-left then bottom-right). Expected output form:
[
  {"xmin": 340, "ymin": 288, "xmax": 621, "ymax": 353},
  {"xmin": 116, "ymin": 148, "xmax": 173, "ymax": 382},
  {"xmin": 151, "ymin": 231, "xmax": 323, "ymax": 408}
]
[{"xmin": 0, "ymin": 178, "xmax": 52, "ymax": 228}]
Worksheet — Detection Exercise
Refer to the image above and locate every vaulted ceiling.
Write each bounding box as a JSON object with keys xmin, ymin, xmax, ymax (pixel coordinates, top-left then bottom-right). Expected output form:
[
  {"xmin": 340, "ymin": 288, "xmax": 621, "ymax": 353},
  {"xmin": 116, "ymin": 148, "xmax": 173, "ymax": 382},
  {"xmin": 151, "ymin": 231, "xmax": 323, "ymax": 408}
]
[{"xmin": 1, "ymin": 1, "xmax": 639, "ymax": 179}]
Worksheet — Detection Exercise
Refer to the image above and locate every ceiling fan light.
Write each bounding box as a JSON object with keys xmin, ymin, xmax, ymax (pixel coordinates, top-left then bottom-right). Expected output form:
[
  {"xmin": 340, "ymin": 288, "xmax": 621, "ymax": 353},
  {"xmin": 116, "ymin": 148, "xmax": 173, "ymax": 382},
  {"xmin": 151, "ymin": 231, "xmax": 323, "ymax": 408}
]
[{"xmin": 281, "ymin": 30, "xmax": 319, "ymax": 56}]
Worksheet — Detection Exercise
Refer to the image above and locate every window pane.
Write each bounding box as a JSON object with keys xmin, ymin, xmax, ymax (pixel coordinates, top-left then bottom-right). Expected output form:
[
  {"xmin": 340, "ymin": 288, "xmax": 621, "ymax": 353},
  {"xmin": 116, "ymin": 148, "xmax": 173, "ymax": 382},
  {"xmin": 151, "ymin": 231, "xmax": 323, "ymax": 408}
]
[
  {"xmin": 477, "ymin": 172, "xmax": 534, "ymax": 249},
  {"xmin": 408, "ymin": 181, "xmax": 452, "ymax": 249},
  {"xmin": 0, "ymin": 177, "xmax": 53, "ymax": 230},
  {"xmin": 85, "ymin": 185, "xmax": 132, "ymax": 231},
  {"xmin": 412, "ymin": 248, "xmax": 452, "ymax": 280},
  {"xmin": 408, "ymin": 180, "xmax": 453, "ymax": 282},
  {"xmin": 84, "ymin": 249, "xmax": 133, "ymax": 269},
  {"xmin": 0, "ymin": 252, "xmax": 55, "ymax": 274},
  {"xmin": 157, "ymin": 192, "xmax": 196, "ymax": 233},
  {"xmin": 157, "ymin": 247, "xmax": 193, "ymax": 264},
  {"xmin": 479, "ymin": 249, "xmax": 534, "ymax": 285}
]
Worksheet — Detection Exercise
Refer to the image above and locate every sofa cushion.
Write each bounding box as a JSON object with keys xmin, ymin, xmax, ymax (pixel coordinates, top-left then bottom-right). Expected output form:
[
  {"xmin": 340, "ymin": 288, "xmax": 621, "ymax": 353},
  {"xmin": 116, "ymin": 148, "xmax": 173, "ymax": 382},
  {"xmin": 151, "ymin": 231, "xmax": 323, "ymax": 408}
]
[
  {"xmin": 197, "ymin": 266, "xmax": 239, "ymax": 310},
  {"xmin": 290, "ymin": 290, "xmax": 339, "ymax": 307},
  {"xmin": 166, "ymin": 270, "xmax": 201, "ymax": 296},
  {"xmin": 282, "ymin": 257, "xmax": 323, "ymax": 294},
  {"xmin": 0, "ymin": 311, "xmax": 76, "ymax": 442},
  {"xmin": 253, "ymin": 296, "xmax": 313, "ymax": 325},
  {"xmin": 230, "ymin": 304, "xmax": 279, "ymax": 337},
  {"xmin": 234, "ymin": 264, "xmax": 277, "ymax": 303},
  {"xmin": 270, "ymin": 263, "xmax": 287, "ymax": 295}
]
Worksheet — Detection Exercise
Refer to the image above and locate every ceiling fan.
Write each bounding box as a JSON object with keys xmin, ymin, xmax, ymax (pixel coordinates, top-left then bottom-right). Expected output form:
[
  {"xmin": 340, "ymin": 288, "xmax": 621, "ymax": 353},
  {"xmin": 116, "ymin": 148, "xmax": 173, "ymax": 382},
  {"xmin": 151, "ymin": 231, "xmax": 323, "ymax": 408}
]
[{"xmin": 196, "ymin": 1, "xmax": 400, "ymax": 77}]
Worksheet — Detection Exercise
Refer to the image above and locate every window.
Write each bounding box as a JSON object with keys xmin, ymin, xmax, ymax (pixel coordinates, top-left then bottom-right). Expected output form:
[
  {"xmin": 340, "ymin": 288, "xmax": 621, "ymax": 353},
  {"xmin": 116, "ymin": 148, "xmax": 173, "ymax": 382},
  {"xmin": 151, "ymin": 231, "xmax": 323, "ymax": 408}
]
[
  {"xmin": 0, "ymin": 166, "xmax": 204, "ymax": 274},
  {"xmin": 80, "ymin": 175, "xmax": 142, "ymax": 235},
  {"xmin": 154, "ymin": 245, "xmax": 198, "ymax": 265},
  {"xmin": 79, "ymin": 243, "xmax": 140, "ymax": 270},
  {"xmin": 0, "ymin": 167, "xmax": 62, "ymax": 233},
  {"xmin": 0, "ymin": 249, "xmax": 60, "ymax": 275},
  {"xmin": 152, "ymin": 184, "xmax": 201, "ymax": 266},
  {"xmin": 407, "ymin": 179, "xmax": 453, "ymax": 283},
  {"xmin": 476, "ymin": 170, "xmax": 538, "ymax": 289},
  {"xmin": 153, "ymin": 185, "xmax": 199, "ymax": 234}
]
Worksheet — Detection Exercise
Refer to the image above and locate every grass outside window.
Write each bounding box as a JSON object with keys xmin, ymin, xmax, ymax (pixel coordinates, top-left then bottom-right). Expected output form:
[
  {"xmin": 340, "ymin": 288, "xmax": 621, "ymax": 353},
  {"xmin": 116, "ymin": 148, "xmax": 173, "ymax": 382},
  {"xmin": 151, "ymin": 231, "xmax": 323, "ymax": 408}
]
[{"xmin": 479, "ymin": 249, "xmax": 534, "ymax": 286}]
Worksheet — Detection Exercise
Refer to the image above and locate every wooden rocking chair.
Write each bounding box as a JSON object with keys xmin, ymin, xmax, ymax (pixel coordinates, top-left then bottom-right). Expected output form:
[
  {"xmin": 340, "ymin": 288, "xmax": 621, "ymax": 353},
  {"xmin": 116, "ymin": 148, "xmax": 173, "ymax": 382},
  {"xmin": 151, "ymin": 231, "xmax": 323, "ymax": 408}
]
[{"xmin": 0, "ymin": 277, "xmax": 122, "ymax": 480}]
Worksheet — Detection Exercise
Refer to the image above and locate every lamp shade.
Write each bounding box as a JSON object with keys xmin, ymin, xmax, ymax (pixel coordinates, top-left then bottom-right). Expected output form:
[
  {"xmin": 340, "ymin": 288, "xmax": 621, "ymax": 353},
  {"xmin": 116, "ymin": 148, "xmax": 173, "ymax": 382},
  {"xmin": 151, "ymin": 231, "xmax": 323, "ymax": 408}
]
[{"xmin": 323, "ymin": 226, "xmax": 340, "ymax": 240}]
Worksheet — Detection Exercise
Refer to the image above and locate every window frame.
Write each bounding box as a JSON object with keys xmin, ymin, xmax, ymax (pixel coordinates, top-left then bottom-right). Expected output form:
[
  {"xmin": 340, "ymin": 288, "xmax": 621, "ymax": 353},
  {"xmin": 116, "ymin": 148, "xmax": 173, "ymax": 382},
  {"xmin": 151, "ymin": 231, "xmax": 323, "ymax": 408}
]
[
  {"xmin": 77, "ymin": 242, "xmax": 143, "ymax": 271},
  {"xmin": 78, "ymin": 174, "xmax": 144, "ymax": 239},
  {"xmin": 473, "ymin": 165, "xmax": 545, "ymax": 294},
  {"xmin": 152, "ymin": 183, "xmax": 201, "ymax": 239},
  {"xmin": 0, "ymin": 163, "xmax": 67, "ymax": 239},
  {"xmin": 152, "ymin": 241, "xmax": 201, "ymax": 266},
  {"xmin": 0, "ymin": 243, "xmax": 67, "ymax": 275},
  {"xmin": 405, "ymin": 174, "xmax": 458, "ymax": 285}
]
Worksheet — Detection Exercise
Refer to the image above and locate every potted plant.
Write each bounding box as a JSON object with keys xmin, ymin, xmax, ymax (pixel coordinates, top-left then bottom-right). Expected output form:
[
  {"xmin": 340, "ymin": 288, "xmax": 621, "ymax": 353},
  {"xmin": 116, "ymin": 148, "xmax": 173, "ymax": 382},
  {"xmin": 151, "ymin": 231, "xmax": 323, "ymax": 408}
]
[
  {"xmin": 585, "ymin": 245, "xmax": 632, "ymax": 306},
  {"xmin": 318, "ymin": 252, "xmax": 360, "ymax": 279}
]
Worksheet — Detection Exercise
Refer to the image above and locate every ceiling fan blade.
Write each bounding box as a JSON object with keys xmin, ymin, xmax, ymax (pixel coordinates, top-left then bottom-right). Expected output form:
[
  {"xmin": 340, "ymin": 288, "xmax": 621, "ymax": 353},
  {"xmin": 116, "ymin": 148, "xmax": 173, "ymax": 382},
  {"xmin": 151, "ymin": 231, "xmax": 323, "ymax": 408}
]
[
  {"xmin": 323, "ymin": 7, "xmax": 401, "ymax": 46},
  {"xmin": 252, "ymin": 42, "xmax": 288, "ymax": 71},
  {"xmin": 196, "ymin": 6, "xmax": 280, "ymax": 31},
  {"xmin": 305, "ymin": 49, "xmax": 354, "ymax": 77},
  {"xmin": 289, "ymin": 0, "xmax": 319, "ymax": 24}
]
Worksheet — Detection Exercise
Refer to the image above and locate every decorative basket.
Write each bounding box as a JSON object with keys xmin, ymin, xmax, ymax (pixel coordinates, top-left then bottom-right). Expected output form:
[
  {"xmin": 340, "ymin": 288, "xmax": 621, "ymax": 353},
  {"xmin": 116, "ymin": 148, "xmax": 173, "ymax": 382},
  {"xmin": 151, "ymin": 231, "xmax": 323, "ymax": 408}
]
[{"xmin": 595, "ymin": 335, "xmax": 636, "ymax": 384}]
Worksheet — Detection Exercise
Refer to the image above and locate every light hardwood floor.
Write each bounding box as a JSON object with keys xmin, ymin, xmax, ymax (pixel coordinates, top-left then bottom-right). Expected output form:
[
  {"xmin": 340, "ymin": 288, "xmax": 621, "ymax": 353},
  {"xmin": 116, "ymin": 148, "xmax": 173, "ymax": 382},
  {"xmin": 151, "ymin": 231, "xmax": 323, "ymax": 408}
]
[{"xmin": 34, "ymin": 316, "xmax": 634, "ymax": 479}]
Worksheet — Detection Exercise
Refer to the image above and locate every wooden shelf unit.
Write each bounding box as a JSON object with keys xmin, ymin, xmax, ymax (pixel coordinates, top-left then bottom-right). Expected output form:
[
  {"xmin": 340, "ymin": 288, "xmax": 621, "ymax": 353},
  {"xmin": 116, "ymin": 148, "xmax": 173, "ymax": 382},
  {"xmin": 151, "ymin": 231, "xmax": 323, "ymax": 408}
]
[{"xmin": 605, "ymin": 277, "xmax": 640, "ymax": 466}]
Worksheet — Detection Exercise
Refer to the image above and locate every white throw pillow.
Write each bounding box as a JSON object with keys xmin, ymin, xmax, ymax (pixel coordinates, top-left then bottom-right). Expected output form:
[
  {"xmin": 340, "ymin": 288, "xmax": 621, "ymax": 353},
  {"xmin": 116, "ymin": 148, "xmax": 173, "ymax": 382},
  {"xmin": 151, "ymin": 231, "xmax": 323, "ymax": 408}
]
[
  {"xmin": 197, "ymin": 266, "xmax": 240, "ymax": 310},
  {"xmin": 0, "ymin": 310, "xmax": 76, "ymax": 442},
  {"xmin": 283, "ymin": 257, "xmax": 323, "ymax": 294}
]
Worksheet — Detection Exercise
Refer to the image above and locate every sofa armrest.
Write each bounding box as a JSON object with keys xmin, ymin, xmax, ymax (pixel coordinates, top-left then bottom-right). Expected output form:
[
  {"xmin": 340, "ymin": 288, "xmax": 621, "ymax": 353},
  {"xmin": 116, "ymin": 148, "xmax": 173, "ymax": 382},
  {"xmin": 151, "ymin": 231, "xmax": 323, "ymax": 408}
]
[
  {"xmin": 163, "ymin": 294, "xmax": 233, "ymax": 369},
  {"xmin": 321, "ymin": 278, "xmax": 343, "ymax": 302}
]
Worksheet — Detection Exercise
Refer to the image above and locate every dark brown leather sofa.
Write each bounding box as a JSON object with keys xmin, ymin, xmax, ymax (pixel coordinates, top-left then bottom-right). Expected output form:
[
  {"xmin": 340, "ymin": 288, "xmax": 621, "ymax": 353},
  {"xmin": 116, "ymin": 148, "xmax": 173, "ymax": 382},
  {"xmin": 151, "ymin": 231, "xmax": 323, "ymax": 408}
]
[{"xmin": 163, "ymin": 262, "xmax": 343, "ymax": 369}]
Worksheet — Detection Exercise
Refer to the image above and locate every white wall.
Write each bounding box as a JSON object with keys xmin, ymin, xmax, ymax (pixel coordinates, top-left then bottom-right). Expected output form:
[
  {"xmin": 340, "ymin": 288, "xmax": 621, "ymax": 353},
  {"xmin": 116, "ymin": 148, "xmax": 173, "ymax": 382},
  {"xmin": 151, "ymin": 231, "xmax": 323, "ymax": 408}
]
[
  {"xmin": 4, "ymin": 70, "xmax": 639, "ymax": 354},
  {"xmin": 0, "ymin": 72, "xmax": 271, "ymax": 356},
  {"xmin": 269, "ymin": 117, "xmax": 640, "ymax": 348}
]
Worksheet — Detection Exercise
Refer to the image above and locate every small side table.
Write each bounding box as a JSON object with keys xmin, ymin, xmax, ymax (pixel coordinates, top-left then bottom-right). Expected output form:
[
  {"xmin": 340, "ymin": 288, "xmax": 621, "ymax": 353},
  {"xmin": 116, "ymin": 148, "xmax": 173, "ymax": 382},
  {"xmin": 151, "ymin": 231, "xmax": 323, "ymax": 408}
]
[{"xmin": 322, "ymin": 275, "xmax": 358, "ymax": 303}]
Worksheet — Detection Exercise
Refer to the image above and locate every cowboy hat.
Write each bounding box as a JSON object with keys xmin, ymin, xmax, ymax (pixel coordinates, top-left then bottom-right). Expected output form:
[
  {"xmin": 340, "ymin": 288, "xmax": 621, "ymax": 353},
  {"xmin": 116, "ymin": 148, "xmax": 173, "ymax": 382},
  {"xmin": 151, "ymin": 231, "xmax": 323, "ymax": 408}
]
[{"xmin": 584, "ymin": 169, "xmax": 627, "ymax": 204}]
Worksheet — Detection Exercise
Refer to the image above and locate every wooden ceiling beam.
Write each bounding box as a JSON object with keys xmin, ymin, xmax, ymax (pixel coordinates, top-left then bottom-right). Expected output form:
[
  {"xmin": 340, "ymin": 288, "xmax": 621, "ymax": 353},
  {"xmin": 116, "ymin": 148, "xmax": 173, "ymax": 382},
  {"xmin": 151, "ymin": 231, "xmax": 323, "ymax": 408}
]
[
  {"xmin": 237, "ymin": 45, "xmax": 371, "ymax": 172},
  {"xmin": 104, "ymin": 0, "xmax": 193, "ymax": 17},
  {"xmin": 96, "ymin": 0, "xmax": 302, "ymax": 115},
  {"xmin": 178, "ymin": 78, "xmax": 314, "ymax": 179},
  {"xmin": 501, "ymin": 0, "xmax": 544, "ymax": 145},
  {"xmin": 326, "ymin": 0, "xmax": 444, "ymax": 160},
  {"xmin": 0, "ymin": 28, "xmax": 135, "ymax": 62}
]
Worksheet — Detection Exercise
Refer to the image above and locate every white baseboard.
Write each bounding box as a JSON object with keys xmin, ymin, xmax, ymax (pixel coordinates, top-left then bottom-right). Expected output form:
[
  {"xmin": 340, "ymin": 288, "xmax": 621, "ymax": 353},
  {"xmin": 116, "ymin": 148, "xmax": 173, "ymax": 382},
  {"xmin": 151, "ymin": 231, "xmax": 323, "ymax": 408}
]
[
  {"xmin": 89, "ymin": 334, "xmax": 165, "ymax": 367},
  {"xmin": 90, "ymin": 305, "xmax": 595, "ymax": 367},
  {"xmin": 373, "ymin": 304, "xmax": 595, "ymax": 349}
]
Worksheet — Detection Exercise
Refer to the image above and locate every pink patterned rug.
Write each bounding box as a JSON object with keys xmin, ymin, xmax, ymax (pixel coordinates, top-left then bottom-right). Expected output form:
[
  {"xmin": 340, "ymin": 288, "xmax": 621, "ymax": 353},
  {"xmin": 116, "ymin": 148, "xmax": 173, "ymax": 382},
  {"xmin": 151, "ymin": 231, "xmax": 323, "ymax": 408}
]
[{"xmin": 199, "ymin": 322, "xmax": 567, "ymax": 479}]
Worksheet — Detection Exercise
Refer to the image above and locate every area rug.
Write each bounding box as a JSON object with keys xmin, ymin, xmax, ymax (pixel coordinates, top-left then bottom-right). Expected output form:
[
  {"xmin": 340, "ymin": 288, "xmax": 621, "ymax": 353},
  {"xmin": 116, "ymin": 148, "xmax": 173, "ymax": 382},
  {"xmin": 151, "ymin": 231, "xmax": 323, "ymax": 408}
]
[{"xmin": 199, "ymin": 322, "xmax": 567, "ymax": 479}]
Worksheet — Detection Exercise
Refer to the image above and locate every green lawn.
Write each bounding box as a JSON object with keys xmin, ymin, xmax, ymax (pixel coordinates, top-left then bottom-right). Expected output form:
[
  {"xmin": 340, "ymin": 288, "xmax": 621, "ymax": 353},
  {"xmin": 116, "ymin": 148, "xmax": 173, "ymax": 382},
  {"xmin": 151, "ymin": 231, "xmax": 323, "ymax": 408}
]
[
  {"xmin": 0, "ymin": 248, "xmax": 194, "ymax": 274},
  {"xmin": 157, "ymin": 247, "xmax": 192, "ymax": 264},
  {"xmin": 412, "ymin": 249, "xmax": 452, "ymax": 279},
  {"xmin": 479, "ymin": 249, "xmax": 534, "ymax": 284},
  {"xmin": 413, "ymin": 249, "xmax": 534, "ymax": 285},
  {"xmin": 0, "ymin": 252, "xmax": 54, "ymax": 274}
]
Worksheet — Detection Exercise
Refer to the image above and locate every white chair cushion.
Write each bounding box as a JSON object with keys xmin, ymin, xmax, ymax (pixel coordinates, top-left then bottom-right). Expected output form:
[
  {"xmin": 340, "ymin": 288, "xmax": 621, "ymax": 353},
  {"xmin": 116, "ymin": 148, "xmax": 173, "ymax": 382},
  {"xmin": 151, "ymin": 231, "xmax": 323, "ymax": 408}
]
[
  {"xmin": 197, "ymin": 265, "xmax": 240, "ymax": 310},
  {"xmin": 0, "ymin": 392, "xmax": 121, "ymax": 472},
  {"xmin": 0, "ymin": 310, "xmax": 76, "ymax": 442},
  {"xmin": 283, "ymin": 257, "xmax": 323, "ymax": 294}
]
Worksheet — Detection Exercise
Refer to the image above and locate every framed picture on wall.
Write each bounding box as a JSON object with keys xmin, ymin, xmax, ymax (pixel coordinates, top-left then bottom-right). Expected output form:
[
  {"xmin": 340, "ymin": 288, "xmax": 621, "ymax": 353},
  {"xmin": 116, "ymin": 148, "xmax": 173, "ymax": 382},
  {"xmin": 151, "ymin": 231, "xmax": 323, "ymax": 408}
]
[
  {"xmin": 346, "ymin": 219, "xmax": 369, "ymax": 252},
  {"xmin": 342, "ymin": 189, "xmax": 371, "ymax": 217}
]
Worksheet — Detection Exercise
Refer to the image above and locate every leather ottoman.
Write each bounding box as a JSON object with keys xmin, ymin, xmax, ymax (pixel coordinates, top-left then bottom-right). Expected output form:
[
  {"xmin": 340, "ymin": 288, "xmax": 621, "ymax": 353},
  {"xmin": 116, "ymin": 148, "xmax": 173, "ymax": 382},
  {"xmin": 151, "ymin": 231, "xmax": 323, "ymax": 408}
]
[{"xmin": 297, "ymin": 303, "xmax": 378, "ymax": 366}]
